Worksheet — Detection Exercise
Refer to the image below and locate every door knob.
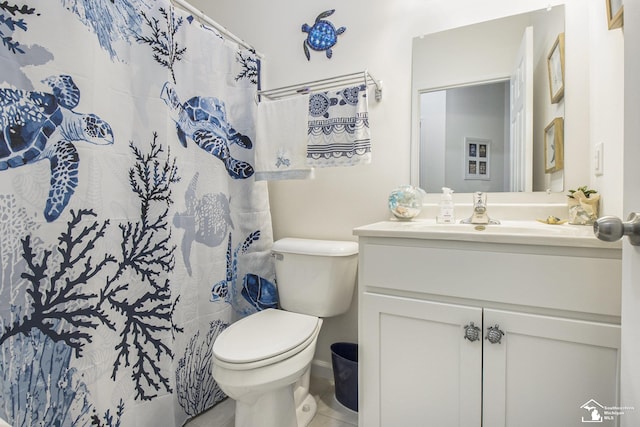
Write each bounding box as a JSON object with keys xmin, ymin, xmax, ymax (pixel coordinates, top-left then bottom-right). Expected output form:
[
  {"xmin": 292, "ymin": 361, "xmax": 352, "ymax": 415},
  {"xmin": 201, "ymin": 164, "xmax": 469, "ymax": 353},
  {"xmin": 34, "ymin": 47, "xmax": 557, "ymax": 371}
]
[{"xmin": 593, "ymin": 213, "xmax": 640, "ymax": 246}]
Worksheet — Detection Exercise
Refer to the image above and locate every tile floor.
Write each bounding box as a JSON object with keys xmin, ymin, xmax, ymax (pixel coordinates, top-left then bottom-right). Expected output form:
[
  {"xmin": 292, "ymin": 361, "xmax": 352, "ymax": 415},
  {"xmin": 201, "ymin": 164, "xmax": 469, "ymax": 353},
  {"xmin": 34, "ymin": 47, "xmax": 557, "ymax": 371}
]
[{"xmin": 184, "ymin": 376, "xmax": 357, "ymax": 427}]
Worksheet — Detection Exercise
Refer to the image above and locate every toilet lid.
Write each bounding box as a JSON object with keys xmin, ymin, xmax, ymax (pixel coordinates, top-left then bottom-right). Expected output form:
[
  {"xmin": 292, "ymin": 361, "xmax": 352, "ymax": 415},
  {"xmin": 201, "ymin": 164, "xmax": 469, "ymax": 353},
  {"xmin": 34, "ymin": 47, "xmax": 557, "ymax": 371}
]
[{"xmin": 213, "ymin": 309, "xmax": 320, "ymax": 364}]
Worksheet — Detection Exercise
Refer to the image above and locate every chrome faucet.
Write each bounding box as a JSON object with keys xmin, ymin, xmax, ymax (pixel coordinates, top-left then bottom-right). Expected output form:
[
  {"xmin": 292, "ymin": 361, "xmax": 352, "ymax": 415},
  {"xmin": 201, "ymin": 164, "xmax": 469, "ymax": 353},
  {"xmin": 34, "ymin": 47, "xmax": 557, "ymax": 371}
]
[{"xmin": 461, "ymin": 192, "xmax": 500, "ymax": 225}]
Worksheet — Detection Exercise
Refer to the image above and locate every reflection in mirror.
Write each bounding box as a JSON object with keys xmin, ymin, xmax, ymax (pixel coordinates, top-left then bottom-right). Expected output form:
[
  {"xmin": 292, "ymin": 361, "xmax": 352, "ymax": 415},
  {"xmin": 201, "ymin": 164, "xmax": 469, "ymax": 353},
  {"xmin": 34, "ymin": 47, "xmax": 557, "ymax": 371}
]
[
  {"xmin": 421, "ymin": 81, "xmax": 510, "ymax": 193},
  {"xmin": 411, "ymin": 6, "xmax": 565, "ymax": 194}
]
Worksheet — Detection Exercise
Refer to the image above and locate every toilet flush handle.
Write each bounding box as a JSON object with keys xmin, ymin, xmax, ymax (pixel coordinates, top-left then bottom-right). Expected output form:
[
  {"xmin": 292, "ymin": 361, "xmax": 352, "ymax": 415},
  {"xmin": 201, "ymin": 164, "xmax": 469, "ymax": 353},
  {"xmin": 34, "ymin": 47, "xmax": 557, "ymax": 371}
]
[{"xmin": 594, "ymin": 213, "xmax": 640, "ymax": 246}]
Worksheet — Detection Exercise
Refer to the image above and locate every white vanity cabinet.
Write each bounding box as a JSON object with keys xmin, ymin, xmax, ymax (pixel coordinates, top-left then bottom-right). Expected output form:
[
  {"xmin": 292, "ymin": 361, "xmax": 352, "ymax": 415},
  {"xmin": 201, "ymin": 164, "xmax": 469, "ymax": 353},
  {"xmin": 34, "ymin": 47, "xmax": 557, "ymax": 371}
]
[{"xmin": 354, "ymin": 222, "xmax": 622, "ymax": 427}]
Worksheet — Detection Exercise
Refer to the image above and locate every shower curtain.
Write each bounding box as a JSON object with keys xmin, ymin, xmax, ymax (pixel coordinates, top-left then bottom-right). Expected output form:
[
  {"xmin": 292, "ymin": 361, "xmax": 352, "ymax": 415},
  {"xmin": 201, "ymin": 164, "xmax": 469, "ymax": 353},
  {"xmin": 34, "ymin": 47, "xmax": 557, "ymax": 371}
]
[{"xmin": 0, "ymin": 1, "xmax": 276, "ymax": 425}]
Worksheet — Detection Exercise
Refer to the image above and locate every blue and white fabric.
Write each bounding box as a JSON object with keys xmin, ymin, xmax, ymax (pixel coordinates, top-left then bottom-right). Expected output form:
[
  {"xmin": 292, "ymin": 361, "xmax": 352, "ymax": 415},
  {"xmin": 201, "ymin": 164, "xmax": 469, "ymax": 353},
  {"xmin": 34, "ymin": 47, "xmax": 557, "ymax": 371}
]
[
  {"xmin": 306, "ymin": 84, "xmax": 371, "ymax": 167},
  {"xmin": 0, "ymin": 1, "xmax": 277, "ymax": 426}
]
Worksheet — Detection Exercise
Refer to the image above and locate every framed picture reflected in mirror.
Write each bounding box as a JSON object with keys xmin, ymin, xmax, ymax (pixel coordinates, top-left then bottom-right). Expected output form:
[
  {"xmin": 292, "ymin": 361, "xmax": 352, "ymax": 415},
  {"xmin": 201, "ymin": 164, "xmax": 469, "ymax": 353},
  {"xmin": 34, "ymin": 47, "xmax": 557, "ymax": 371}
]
[
  {"xmin": 544, "ymin": 117, "xmax": 564, "ymax": 173},
  {"xmin": 606, "ymin": 0, "xmax": 623, "ymax": 29},
  {"xmin": 464, "ymin": 137, "xmax": 491, "ymax": 180},
  {"xmin": 547, "ymin": 33, "xmax": 565, "ymax": 104}
]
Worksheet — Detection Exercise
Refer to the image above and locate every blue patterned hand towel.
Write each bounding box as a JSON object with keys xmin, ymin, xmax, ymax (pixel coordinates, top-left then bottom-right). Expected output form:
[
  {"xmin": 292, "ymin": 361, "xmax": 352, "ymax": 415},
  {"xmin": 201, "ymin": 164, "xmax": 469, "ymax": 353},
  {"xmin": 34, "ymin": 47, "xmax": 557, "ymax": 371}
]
[
  {"xmin": 306, "ymin": 84, "xmax": 371, "ymax": 167},
  {"xmin": 255, "ymin": 94, "xmax": 315, "ymax": 181}
]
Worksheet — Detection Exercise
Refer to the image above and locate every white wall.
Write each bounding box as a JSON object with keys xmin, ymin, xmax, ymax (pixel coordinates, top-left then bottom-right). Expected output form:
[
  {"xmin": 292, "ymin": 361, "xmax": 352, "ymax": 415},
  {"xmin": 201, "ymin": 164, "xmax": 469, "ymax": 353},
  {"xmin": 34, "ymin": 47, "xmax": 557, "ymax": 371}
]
[
  {"xmin": 189, "ymin": 0, "xmax": 624, "ymax": 371},
  {"xmin": 589, "ymin": 0, "xmax": 625, "ymax": 217}
]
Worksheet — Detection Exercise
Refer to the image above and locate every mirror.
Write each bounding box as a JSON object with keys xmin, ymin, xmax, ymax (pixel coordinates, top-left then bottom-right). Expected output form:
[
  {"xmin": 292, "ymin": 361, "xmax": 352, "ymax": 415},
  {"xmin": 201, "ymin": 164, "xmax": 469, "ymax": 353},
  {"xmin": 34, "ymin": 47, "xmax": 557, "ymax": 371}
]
[{"xmin": 411, "ymin": 6, "xmax": 565, "ymax": 193}]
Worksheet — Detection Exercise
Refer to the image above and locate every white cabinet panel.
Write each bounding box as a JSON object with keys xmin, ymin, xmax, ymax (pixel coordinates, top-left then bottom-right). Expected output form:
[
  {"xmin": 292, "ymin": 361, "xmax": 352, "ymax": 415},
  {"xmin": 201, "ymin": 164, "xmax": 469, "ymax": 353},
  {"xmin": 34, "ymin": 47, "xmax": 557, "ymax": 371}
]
[
  {"xmin": 360, "ymin": 242, "xmax": 621, "ymax": 317},
  {"xmin": 361, "ymin": 293, "xmax": 482, "ymax": 427},
  {"xmin": 483, "ymin": 309, "xmax": 621, "ymax": 427}
]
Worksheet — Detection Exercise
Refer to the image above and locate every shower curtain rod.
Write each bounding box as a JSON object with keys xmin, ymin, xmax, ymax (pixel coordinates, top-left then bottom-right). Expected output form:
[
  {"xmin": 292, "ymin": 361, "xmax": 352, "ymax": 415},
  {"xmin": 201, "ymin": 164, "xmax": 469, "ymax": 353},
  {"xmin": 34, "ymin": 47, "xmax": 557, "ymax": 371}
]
[
  {"xmin": 258, "ymin": 70, "xmax": 383, "ymax": 102},
  {"xmin": 171, "ymin": 0, "xmax": 264, "ymax": 57}
]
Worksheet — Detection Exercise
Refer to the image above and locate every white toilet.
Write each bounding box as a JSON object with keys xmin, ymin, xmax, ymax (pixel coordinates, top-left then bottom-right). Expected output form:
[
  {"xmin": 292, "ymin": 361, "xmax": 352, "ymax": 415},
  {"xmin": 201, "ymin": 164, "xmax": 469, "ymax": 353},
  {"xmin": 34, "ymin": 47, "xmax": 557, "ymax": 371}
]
[{"xmin": 211, "ymin": 237, "xmax": 359, "ymax": 427}]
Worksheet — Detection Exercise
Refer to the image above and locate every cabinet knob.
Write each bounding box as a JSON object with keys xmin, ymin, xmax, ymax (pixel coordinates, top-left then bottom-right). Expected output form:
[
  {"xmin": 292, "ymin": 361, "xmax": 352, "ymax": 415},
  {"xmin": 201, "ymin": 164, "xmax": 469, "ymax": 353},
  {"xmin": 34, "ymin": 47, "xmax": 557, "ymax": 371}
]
[
  {"xmin": 594, "ymin": 213, "xmax": 640, "ymax": 246},
  {"xmin": 463, "ymin": 322, "xmax": 481, "ymax": 342},
  {"xmin": 485, "ymin": 324, "xmax": 505, "ymax": 344}
]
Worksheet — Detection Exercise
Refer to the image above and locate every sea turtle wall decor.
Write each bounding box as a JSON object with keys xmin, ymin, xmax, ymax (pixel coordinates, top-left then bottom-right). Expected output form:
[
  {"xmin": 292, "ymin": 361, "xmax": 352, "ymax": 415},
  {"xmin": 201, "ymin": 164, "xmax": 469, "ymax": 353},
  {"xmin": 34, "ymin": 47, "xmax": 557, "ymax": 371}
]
[
  {"xmin": 0, "ymin": 75, "xmax": 114, "ymax": 222},
  {"xmin": 160, "ymin": 82, "xmax": 254, "ymax": 179},
  {"xmin": 301, "ymin": 9, "xmax": 346, "ymax": 61}
]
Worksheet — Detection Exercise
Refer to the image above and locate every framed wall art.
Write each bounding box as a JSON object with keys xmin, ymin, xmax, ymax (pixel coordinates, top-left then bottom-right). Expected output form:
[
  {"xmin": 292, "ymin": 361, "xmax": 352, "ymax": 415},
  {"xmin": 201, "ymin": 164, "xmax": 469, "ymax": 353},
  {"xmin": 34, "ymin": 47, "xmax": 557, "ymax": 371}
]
[
  {"xmin": 547, "ymin": 33, "xmax": 565, "ymax": 104},
  {"xmin": 544, "ymin": 117, "xmax": 564, "ymax": 173},
  {"xmin": 464, "ymin": 137, "xmax": 491, "ymax": 180},
  {"xmin": 606, "ymin": 0, "xmax": 623, "ymax": 29}
]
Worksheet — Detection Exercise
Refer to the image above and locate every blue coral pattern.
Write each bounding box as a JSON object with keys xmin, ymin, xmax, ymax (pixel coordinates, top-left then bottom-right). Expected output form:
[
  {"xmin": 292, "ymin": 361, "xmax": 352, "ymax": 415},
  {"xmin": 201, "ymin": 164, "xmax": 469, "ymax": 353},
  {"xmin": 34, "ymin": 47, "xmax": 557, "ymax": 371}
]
[{"xmin": 0, "ymin": 1, "xmax": 275, "ymax": 426}]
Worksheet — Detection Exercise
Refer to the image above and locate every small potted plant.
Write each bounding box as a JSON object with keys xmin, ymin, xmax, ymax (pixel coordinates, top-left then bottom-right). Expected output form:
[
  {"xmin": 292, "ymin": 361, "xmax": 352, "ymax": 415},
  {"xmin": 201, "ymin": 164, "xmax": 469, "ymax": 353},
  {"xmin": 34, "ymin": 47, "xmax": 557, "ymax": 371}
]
[{"xmin": 567, "ymin": 185, "xmax": 600, "ymax": 225}]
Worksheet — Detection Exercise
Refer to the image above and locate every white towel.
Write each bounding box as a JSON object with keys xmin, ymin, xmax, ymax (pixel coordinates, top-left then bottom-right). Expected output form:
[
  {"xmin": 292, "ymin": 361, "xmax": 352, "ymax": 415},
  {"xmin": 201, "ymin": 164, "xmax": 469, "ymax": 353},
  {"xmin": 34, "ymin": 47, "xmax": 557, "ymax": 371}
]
[
  {"xmin": 255, "ymin": 94, "xmax": 315, "ymax": 181},
  {"xmin": 306, "ymin": 84, "xmax": 371, "ymax": 167}
]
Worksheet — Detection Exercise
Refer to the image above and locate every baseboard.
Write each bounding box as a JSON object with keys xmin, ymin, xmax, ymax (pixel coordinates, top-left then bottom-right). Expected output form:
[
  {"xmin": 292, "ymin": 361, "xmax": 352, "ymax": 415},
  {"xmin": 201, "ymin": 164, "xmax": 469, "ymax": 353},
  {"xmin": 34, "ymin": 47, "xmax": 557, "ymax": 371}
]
[{"xmin": 310, "ymin": 358, "xmax": 333, "ymax": 380}]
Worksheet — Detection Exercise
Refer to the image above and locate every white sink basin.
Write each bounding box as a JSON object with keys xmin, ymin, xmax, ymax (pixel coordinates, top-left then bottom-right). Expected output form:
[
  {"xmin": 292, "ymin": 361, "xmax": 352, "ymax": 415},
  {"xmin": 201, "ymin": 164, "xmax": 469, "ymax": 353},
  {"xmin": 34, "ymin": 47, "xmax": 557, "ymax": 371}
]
[{"xmin": 353, "ymin": 219, "xmax": 621, "ymax": 248}]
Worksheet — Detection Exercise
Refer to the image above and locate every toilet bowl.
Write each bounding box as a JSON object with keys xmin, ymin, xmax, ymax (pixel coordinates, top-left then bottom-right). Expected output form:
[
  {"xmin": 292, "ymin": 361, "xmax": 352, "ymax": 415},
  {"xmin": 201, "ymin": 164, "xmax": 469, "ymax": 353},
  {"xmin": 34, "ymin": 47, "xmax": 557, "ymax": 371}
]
[
  {"xmin": 212, "ymin": 309, "xmax": 323, "ymax": 427},
  {"xmin": 211, "ymin": 238, "xmax": 359, "ymax": 427}
]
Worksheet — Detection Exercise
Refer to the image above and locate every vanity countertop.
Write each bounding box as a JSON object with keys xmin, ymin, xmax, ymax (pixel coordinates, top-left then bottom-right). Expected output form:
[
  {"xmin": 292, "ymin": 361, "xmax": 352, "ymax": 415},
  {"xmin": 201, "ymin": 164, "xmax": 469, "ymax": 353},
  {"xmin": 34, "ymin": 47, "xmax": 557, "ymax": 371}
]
[{"xmin": 353, "ymin": 219, "xmax": 622, "ymax": 250}]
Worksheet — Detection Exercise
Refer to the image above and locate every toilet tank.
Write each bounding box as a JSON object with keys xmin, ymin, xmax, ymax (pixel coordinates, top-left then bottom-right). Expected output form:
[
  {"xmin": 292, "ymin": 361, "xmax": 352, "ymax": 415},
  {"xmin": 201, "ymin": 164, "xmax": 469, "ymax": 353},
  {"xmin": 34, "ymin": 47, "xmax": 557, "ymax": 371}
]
[{"xmin": 272, "ymin": 238, "xmax": 359, "ymax": 317}]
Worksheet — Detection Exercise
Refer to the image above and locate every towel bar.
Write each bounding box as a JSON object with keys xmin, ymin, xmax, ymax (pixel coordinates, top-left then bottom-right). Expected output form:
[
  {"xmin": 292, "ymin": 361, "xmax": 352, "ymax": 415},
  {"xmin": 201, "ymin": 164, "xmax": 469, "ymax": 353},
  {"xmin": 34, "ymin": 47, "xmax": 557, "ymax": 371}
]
[{"xmin": 258, "ymin": 70, "xmax": 382, "ymax": 102}]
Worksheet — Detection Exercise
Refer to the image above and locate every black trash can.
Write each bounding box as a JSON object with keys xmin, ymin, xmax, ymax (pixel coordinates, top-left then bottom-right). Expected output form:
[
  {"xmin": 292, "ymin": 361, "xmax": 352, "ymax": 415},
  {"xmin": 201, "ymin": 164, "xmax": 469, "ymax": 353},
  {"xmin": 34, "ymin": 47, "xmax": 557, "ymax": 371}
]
[{"xmin": 330, "ymin": 342, "xmax": 358, "ymax": 412}]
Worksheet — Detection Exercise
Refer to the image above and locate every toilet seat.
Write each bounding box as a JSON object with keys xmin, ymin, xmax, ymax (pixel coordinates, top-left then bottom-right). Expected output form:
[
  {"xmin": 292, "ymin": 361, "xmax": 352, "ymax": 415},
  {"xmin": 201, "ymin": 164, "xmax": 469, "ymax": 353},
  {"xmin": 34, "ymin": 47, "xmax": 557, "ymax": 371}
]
[{"xmin": 213, "ymin": 309, "xmax": 321, "ymax": 370}]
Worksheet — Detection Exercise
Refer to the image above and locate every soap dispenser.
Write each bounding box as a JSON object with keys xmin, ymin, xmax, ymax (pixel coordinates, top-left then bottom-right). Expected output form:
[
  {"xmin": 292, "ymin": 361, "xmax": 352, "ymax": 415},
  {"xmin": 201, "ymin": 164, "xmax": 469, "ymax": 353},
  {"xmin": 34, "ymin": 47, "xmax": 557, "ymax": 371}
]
[{"xmin": 437, "ymin": 187, "xmax": 455, "ymax": 224}]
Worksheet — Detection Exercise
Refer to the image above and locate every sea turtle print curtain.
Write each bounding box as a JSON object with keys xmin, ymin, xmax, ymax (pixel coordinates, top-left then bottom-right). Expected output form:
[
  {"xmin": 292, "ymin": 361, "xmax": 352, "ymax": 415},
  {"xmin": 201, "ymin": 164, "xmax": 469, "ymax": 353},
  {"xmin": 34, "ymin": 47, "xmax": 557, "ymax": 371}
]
[{"xmin": 0, "ymin": 1, "xmax": 277, "ymax": 425}]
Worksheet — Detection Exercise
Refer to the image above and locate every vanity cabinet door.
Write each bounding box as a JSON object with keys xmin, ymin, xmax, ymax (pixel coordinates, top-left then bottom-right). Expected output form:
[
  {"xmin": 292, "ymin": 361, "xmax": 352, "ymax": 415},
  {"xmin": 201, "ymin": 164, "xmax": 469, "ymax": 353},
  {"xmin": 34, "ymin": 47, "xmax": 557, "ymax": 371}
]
[
  {"xmin": 360, "ymin": 292, "xmax": 482, "ymax": 427},
  {"xmin": 482, "ymin": 309, "xmax": 621, "ymax": 427}
]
